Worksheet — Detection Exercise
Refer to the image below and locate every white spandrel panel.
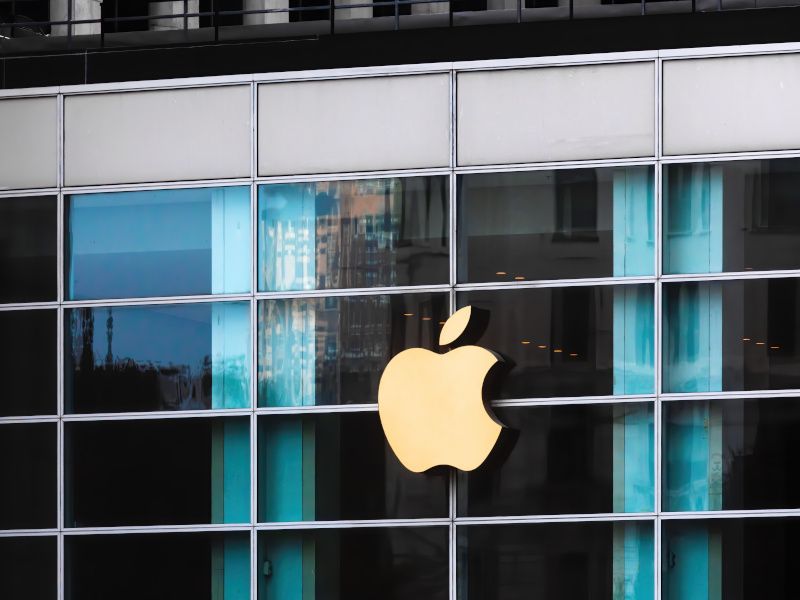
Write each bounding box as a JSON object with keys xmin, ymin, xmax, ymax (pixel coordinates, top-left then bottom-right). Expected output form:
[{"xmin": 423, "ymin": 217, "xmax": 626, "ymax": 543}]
[
  {"xmin": 65, "ymin": 85, "xmax": 251, "ymax": 186},
  {"xmin": 0, "ymin": 96, "xmax": 58, "ymax": 190},
  {"xmin": 457, "ymin": 62, "xmax": 656, "ymax": 166},
  {"xmin": 664, "ymin": 53, "xmax": 800, "ymax": 156},
  {"xmin": 258, "ymin": 74, "xmax": 450, "ymax": 176}
]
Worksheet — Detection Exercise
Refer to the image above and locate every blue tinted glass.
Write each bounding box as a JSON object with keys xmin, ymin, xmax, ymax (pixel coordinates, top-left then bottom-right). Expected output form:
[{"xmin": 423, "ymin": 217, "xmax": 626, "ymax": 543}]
[
  {"xmin": 66, "ymin": 186, "xmax": 250, "ymax": 300},
  {"xmin": 66, "ymin": 302, "xmax": 250, "ymax": 413}
]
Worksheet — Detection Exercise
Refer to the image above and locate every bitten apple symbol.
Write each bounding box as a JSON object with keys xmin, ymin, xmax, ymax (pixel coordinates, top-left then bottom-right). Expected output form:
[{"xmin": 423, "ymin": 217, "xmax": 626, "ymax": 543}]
[{"xmin": 378, "ymin": 306, "xmax": 503, "ymax": 473}]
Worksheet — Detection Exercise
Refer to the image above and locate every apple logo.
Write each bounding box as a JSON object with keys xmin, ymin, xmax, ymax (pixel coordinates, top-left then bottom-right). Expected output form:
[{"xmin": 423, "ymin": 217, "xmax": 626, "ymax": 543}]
[{"xmin": 378, "ymin": 305, "xmax": 504, "ymax": 473}]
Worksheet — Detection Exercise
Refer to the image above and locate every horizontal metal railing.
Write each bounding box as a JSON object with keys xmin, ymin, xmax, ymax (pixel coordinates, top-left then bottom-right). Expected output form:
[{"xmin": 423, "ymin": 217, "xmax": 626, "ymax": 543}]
[{"xmin": 0, "ymin": 0, "xmax": 797, "ymax": 53}]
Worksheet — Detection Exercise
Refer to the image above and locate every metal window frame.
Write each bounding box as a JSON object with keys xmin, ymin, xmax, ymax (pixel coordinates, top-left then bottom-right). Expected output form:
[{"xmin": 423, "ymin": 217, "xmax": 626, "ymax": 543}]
[{"xmin": 4, "ymin": 40, "xmax": 800, "ymax": 600}]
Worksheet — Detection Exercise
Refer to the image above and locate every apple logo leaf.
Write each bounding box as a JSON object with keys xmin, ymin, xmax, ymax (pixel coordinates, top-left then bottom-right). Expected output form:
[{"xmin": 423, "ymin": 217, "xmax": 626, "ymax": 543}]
[{"xmin": 439, "ymin": 306, "xmax": 473, "ymax": 346}]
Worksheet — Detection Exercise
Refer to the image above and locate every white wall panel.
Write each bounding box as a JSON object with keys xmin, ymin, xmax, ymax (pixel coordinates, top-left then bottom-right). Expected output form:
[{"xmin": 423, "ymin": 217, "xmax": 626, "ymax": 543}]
[
  {"xmin": 258, "ymin": 74, "xmax": 450, "ymax": 176},
  {"xmin": 457, "ymin": 62, "xmax": 656, "ymax": 166},
  {"xmin": 0, "ymin": 97, "xmax": 58, "ymax": 190},
  {"xmin": 64, "ymin": 85, "xmax": 251, "ymax": 186},
  {"xmin": 663, "ymin": 53, "xmax": 800, "ymax": 156}
]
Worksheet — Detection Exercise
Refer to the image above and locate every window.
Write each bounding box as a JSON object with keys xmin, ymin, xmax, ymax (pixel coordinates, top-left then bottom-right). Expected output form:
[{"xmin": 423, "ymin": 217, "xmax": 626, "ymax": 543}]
[
  {"xmin": 65, "ymin": 302, "xmax": 250, "ymax": 413},
  {"xmin": 66, "ymin": 186, "xmax": 250, "ymax": 300}
]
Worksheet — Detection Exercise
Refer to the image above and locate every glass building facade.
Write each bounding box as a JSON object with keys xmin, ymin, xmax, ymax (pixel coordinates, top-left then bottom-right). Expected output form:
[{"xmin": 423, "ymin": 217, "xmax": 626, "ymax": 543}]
[{"xmin": 3, "ymin": 46, "xmax": 800, "ymax": 600}]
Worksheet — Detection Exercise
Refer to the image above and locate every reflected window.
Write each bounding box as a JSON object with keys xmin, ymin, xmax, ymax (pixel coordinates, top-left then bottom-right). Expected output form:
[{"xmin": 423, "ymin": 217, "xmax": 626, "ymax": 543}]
[
  {"xmin": 459, "ymin": 403, "xmax": 654, "ymax": 517},
  {"xmin": 66, "ymin": 532, "xmax": 249, "ymax": 600},
  {"xmin": 0, "ymin": 537, "xmax": 56, "ymax": 600},
  {"xmin": 663, "ymin": 518, "xmax": 800, "ymax": 599},
  {"xmin": 258, "ymin": 527, "xmax": 448, "ymax": 600},
  {"xmin": 257, "ymin": 293, "xmax": 448, "ymax": 407},
  {"xmin": 65, "ymin": 302, "xmax": 250, "ymax": 413},
  {"xmin": 0, "ymin": 195, "xmax": 57, "ymax": 303},
  {"xmin": 258, "ymin": 176, "xmax": 448, "ymax": 292},
  {"xmin": 458, "ymin": 521, "xmax": 654, "ymax": 600},
  {"xmin": 458, "ymin": 167, "xmax": 654, "ymax": 283},
  {"xmin": 66, "ymin": 186, "xmax": 250, "ymax": 300},
  {"xmin": 0, "ymin": 423, "xmax": 56, "ymax": 529},
  {"xmin": 664, "ymin": 398, "xmax": 800, "ymax": 512},
  {"xmin": 663, "ymin": 278, "xmax": 800, "ymax": 393},
  {"xmin": 0, "ymin": 309, "xmax": 56, "ymax": 417},
  {"xmin": 664, "ymin": 159, "xmax": 800, "ymax": 274},
  {"xmin": 66, "ymin": 417, "xmax": 249, "ymax": 527},
  {"xmin": 458, "ymin": 284, "xmax": 654, "ymax": 398},
  {"xmin": 258, "ymin": 412, "xmax": 448, "ymax": 522}
]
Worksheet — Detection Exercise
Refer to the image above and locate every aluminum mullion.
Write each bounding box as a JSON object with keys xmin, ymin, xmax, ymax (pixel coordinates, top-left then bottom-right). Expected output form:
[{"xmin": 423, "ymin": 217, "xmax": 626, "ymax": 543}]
[
  {"xmin": 256, "ymin": 519, "xmax": 450, "ymax": 530},
  {"xmin": 455, "ymin": 513, "xmax": 657, "ymax": 526},
  {"xmin": 661, "ymin": 148, "xmax": 800, "ymax": 163},
  {"xmin": 62, "ymin": 293, "xmax": 254, "ymax": 308},
  {"xmin": 661, "ymin": 509, "xmax": 800, "ymax": 520},
  {"xmin": 661, "ymin": 388, "xmax": 800, "ymax": 401},
  {"xmin": 62, "ymin": 409, "xmax": 253, "ymax": 422},
  {"xmin": 662, "ymin": 269, "xmax": 800, "ymax": 282},
  {"xmin": 454, "ymin": 157, "xmax": 658, "ymax": 175},
  {"xmin": 0, "ymin": 528, "xmax": 59, "ymax": 537},
  {"xmin": 63, "ymin": 524, "xmax": 253, "ymax": 536},
  {"xmin": 254, "ymin": 167, "xmax": 452, "ymax": 186},
  {"xmin": 60, "ymin": 177, "xmax": 254, "ymax": 196},
  {"xmin": 0, "ymin": 416, "xmax": 59, "ymax": 424},
  {"xmin": 255, "ymin": 284, "xmax": 451, "ymax": 300},
  {"xmin": 0, "ymin": 187, "xmax": 59, "ymax": 198},
  {"xmin": 256, "ymin": 404, "xmax": 378, "ymax": 415},
  {"xmin": 0, "ymin": 302, "xmax": 59, "ymax": 311},
  {"xmin": 455, "ymin": 276, "xmax": 657, "ymax": 291}
]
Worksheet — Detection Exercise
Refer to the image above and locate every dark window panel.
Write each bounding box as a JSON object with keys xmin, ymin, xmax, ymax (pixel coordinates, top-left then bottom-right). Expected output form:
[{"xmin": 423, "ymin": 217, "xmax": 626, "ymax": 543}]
[
  {"xmin": 258, "ymin": 176, "xmax": 449, "ymax": 292},
  {"xmin": 258, "ymin": 527, "xmax": 449, "ymax": 600},
  {"xmin": 459, "ymin": 284, "xmax": 654, "ymax": 399},
  {"xmin": 663, "ymin": 518, "xmax": 800, "ymax": 599},
  {"xmin": 663, "ymin": 278, "xmax": 800, "ymax": 393},
  {"xmin": 665, "ymin": 159, "xmax": 800, "ymax": 274},
  {"xmin": 459, "ymin": 403, "xmax": 654, "ymax": 517},
  {"xmin": 66, "ymin": 532, "xmax": 249, "ymax": 600},
  {"xmin": 664, "ymin": 398, "xmax": 800, "ymax": 512},
  {"xmin": 258, "ymin": 412, "xmax": 449, "ymax": 522},
  {"xmin": 459, "ymin": 521, "xmax": 654, "ymax": 600},
  {"xmin": 65, "ymin": 417, "xmax": 249, "ymax": 527},
  {"xmin": 257, "ymin": 293, "xmax": 449, "ymax": 407},
  {"xmin": 0, "ymin": 537, "xmax": 57, "ymax": 600},
  {"xmin": 0, "ymin": 195, "xmax": 57, "ymax": 304},
  {"xmin": 65, "ymin": 302, "xmax": 250, "ymax": 414},
  {"xmin": 0, "ymin": 309, "xmax": 56, "ymax": 417},
  {"xmin": 458, "ymin": 167, "xmax": 653, "ymax": 283},
  {"xmin": 0, "ymin": 423, "xmax": 56, "ymax": 529}
]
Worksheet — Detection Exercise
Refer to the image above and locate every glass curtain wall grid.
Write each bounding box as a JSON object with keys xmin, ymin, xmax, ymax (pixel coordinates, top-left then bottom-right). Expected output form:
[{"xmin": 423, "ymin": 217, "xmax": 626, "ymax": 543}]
[{"xmin": 3, "ymin": 56, "xmax": 800, "ymax": 600}]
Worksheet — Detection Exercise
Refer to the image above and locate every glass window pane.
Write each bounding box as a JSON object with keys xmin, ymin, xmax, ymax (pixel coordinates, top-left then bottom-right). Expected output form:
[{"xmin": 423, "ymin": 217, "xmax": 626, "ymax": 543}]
[
  {"xmin": 257, "ymin": 176, "xmax": 449, "ymax": 291},
  {"xmin": 65, "ymin": 302, "xmax": 250, "ymax": 413},
  {"xmin": 66, "ymin": 186, "xmax": 251, "ymax": 300},
  {"xmin": 663, "ymin": 518, "xmax": 800, "ymax": 599},
  {"xmin": 458, "ymin": 521, "xmax": 654, "ymax": 600},
  {"xmin": 66, "ymin": 532, "xmax": 249, "ymax": 600},
  {"xmin": 664, "ymin": 397, "xmax": 800, "ymax": 512},
  {"xmin": 0, "ymin": 309, "xmax": 56, "ymax": 417},
  {"xmin": 0, "ymin": 423, "xmax": 56, "ymax": 529},
  {"xmin": 0, "ymin": 195, "xmax": 57, "ymax": 303},
  {"xmin": 65, "ymin": 417, "xmax": 249, "ymax": 527},
  {"xmin": 664, "ymin": 159, "xmax": 800, "ymax": 274},
  {"xmin": 258, "ymin": 527, "xmax": 448, "ymax": 600},
  {"xmin": 459, "ymin": 403, "xmax": 654, "ymax": 517},
  {"xmin": 458, "ymin": 284, "xmax": 655, "ymax": 399},
  {"xmin": 458, "ymin": 167, "xmax": 654, "ymax": 283},
  {"xmin": 663, "ymin": 278, "xmax": 800, "ymax": 393},
  {"xmin": 258, "ymin": 412, "xmax": 448, "ymax": 522},
  {"xmin": 0, "ymin": 537, "xmax": 56, "ymax": 600},
  {"xmin": 257, "ymin": 293, "xmax": 449, "ymax": 407}
]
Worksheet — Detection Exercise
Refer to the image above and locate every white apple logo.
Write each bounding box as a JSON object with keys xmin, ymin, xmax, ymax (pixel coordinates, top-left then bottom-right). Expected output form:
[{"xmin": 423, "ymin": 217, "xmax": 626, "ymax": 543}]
[{"xmin": 378, "ymin": 306, "xmax": 503, "ymax": 473}]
